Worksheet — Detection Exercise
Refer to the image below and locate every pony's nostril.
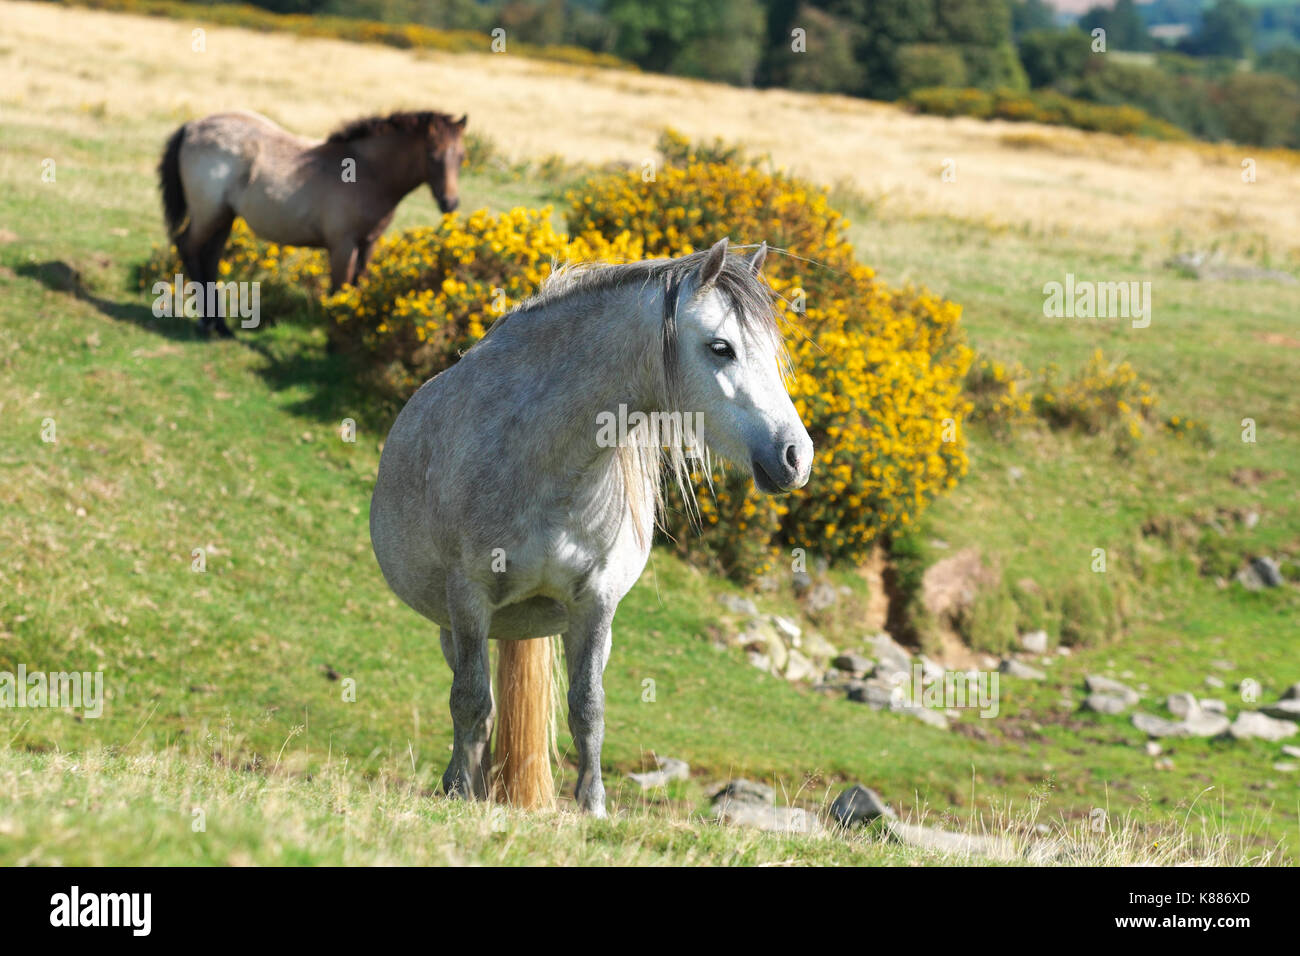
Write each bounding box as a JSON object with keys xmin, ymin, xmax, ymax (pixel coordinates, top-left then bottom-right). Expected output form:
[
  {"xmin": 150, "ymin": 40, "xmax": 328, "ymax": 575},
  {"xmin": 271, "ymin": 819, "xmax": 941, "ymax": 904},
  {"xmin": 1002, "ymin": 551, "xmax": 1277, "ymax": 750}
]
[{"xmin": 784, "ymin": 443, "xmax": 800, "ymax": 471}]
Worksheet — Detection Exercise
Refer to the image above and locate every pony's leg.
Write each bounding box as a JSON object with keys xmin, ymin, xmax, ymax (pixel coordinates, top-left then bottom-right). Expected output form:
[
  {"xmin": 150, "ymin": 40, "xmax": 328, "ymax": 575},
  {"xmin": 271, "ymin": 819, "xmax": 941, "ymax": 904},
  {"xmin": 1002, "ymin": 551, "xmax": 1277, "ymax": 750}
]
[
  {"xmin": 194, "ymin": 211, "xmax": 236, "ymax": 338},
  {"xmin": 328, "ymin": 239, "xmax": 359, "ymax": 292},
  {"xmin": 440, "ymin": 581, "xmax": 495, "ymax": 800},
  {"xmin": 353, "ymin": 237, "xmax": 376, "ymax": 282},
  {"xmin": 561, "ymin": 601, "xmax": 615, "ymax": 817}
]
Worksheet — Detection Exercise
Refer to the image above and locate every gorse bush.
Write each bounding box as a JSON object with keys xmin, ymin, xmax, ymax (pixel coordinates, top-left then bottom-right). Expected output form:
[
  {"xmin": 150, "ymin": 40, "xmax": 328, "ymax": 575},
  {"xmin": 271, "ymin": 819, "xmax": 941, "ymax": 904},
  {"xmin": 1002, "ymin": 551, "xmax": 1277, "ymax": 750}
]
[
  {"xmin": 140, "ymin": 139, "xmax": 973, "ymax": 582},
  {"xmin": 567, "ymin": 151, "xmax": 972, "ymax": 580},
  {"xmin": 320, "ymin": 208, "xmax": 642, "ymax": 394}
]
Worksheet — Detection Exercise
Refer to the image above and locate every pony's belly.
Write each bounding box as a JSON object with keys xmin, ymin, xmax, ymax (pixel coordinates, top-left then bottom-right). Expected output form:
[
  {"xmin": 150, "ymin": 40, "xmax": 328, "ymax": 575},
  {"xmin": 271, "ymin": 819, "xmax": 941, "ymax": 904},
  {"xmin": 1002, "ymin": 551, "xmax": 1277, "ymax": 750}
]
[{"xmin": 488, "ymin": 597, "xmax": 570, "ymax": 640}]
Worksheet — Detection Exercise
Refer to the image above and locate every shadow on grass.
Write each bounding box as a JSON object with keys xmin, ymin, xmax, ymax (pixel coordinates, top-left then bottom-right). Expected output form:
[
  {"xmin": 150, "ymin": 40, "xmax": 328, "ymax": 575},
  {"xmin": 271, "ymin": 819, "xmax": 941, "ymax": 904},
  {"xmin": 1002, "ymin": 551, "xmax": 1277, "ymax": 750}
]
[
  {"xmin": 17, "ymin": 260, "xmax": 198, "ymax": 342},
  {"xmin": 18, "ymin": 258, "xmax": 397, "ymax": 431}
]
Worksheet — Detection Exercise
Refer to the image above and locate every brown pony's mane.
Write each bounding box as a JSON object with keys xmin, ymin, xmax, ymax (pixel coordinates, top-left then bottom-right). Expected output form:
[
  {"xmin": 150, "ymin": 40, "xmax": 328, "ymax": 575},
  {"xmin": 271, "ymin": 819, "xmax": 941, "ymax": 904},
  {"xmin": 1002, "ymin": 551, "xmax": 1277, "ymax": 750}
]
[{"xmin": 326, "ymin": 110, "xmax": 461, "ymax": 144}]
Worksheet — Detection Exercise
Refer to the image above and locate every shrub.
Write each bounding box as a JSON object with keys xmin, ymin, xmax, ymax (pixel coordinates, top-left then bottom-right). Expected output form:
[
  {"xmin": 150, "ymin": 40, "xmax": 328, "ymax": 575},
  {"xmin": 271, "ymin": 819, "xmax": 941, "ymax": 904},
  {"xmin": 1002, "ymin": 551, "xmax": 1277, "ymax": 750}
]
[
  {"xmin": 965, "ymin": 357, "xmax": 1032, "ymax": 432},
  {"xmin": 567, "ymin": 157, "xmax": 972, "ymax": 580}
]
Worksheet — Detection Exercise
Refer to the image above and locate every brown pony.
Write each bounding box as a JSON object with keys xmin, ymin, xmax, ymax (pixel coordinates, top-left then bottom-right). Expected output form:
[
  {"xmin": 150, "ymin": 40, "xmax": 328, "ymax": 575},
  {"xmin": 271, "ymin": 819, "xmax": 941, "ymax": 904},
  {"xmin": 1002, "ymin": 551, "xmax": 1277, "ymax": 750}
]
[{"xmin": 157, "ymin": 109, "xmax": 467, "ymax": 336}]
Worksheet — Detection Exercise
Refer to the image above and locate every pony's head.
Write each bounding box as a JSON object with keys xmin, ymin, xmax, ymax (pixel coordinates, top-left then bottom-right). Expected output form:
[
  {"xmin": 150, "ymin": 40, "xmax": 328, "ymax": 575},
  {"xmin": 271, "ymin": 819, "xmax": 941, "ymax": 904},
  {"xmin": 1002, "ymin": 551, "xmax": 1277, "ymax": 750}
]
[
  {"xmin": 425, "ymin": 113, "xmax": 467, "ymax": 213},
  {"xmin": 668, "ymin": 238, "xmax": 813, "ymax": 495}
]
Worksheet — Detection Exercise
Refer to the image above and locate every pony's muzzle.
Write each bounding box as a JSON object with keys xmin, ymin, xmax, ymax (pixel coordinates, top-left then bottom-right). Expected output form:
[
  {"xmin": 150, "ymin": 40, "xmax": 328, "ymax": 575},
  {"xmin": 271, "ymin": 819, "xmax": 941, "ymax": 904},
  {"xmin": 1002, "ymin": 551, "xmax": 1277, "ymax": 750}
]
[
  {"xmin": 752, "ymin": 434, "xmax": 813, "ymax": 494},
  {"xmin": 438, "ymin": 196, "xmax": 460, "ymax": 213}
]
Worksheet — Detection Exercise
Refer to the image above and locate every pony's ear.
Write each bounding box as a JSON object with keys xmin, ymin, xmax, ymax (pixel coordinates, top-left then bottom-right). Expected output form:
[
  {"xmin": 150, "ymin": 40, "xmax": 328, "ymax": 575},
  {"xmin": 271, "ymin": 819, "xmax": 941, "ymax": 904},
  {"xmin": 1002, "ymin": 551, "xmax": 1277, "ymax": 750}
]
[
  {"xmin": 455, "ymin": 114, "xmax": 468, "ymax": 129},
  {"xmin": 748, "ymin": 241, "xmax": 768, "ymax": 276},
  {"xmin": 697, "ymin": 237, "xmax": 728, "ymax": 292}
]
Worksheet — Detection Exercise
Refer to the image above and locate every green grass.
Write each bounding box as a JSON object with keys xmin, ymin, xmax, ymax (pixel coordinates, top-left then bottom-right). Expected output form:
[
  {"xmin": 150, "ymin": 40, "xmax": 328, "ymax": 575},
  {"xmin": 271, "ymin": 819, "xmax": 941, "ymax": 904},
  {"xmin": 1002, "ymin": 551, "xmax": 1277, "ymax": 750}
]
[{"xmin": 1, "ymin": 97, "xmax": 1298, "ymax": 865}]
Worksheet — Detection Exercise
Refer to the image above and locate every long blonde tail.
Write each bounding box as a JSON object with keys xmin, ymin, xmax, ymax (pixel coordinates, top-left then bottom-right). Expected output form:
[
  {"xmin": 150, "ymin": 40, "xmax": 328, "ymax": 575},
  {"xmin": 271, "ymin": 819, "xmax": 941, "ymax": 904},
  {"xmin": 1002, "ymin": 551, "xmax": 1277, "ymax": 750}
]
[{"xmin": 493, "ymin": 637, "xmax": 556, "ymax": 809}]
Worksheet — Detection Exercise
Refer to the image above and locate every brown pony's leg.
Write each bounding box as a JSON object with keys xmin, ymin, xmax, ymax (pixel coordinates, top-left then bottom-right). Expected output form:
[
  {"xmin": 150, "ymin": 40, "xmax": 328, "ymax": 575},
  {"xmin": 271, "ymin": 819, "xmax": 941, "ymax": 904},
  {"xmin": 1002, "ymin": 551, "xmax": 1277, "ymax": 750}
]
[
  {"xmin": 354, "ymin": 237, "xmax": 377, "ymax": 282},
  {"xmin": 329, "ymin": 239, "xmax": 359, "ymax": 292}
]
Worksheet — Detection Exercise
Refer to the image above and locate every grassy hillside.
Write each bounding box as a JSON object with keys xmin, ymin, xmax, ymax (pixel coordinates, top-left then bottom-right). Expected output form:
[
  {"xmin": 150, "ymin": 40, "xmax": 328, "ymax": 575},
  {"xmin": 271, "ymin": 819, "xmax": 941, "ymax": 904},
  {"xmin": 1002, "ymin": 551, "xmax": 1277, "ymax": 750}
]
[{"xmin": 0, "ymin": 1, "xmax": 1297, "ymax": 864}]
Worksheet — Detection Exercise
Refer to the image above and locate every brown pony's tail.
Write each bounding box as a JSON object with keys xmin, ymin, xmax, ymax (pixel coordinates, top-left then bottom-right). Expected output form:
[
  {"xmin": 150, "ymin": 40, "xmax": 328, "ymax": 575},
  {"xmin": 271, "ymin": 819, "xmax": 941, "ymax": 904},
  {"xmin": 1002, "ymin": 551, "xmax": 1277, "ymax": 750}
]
[
  {"xmin": 158, "ymin": 124, "xmax": 188, "ymax": 239},
  {"xmin": 493, "ymin": 638, "xmax": 556, "ymax": 809}
]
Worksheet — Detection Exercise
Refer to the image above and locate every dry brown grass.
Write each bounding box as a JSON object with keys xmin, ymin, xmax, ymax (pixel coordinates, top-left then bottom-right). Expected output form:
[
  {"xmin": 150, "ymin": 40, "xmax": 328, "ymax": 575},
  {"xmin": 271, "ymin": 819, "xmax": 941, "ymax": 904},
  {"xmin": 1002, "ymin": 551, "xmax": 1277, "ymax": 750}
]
[{"xmin": 3, "ymin": 0, "xmax": 1299, "ymax": 251}]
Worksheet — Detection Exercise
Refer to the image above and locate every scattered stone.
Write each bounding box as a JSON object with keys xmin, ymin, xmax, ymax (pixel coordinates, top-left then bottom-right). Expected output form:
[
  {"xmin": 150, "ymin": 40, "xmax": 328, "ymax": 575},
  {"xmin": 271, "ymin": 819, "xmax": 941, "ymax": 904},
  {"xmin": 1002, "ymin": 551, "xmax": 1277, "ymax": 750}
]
[
  {"xmin": 1204, "ymin": 675, "xmax": 1226, "ymax": 689},
  {"xmin": 715, "ymin": 802, "xmax": 824, "ymax": 834},
  {"xmin": 899, "ymin": 704, "xmax": 950, "ymax": 730},
  {"xmin": 1261, "ymin": 699, "xmax": 1300, "ymax": 721},
  {"xmin": 791, "ymin": 571, "xmax": 812, "ymax": 595},
  {"xmin": 885, "ymin": 820, "xmax": 1017, "ymax": 861},
  {"xmin": 1083, "ymin": 693, "xmax": 1131, "ymax": 715},
  {"xmin": 626, "ymin": 756, "xmax": 690, "ymax": 790},
  {"xmin": 832, "ymin": 652, "xmax": 872, "ymax": 674},
  {"xmin": 1155, "ymin": 757, "xmax": 1175, "ymax": 771},
  {"xmin": 746, "ymin": 651, "xmax": 771, "ymax": 672},
  {"xmin": 719, "ymin": 594, "xmax": 759, "ymax": 617},
  {"xmin": 1019, "ymin": 630, "xmax": 1049, "ymax": 654},
  {"xmin": 1282, "ymin": 744, "xmax": 1300, "ymax": 759},
  {"xmin": 1210, "ymin": 659, "xmax": 1235, "ymax": 672},
  {"xmin": 846, "ymin": 679, "xmax": 901, "ymax": 710},
  {"xmin": 712, "ymin": 779, "xmax": 774, "ymax": 808},
  {"xmin": 1250, "ymin": 557, "xmax": 1284, "ymax": 588},
  {"xmin": 867, "ymin": 633, "xmax": 913, "ymax": 679},
  {"xmin": 740, "ymin": 619, "xmax": 787, "ymax": 673},
  {"xmin": 804, "ymin": 581, "xmax": 838, "ymax": 615},
  {"xmin": 1145, "ymin": 741, "xmax": 1162, "ymax": 757},
  {"xmin": 801, "ymin": 631, "xmax": 838, "ymax": 663},
  {"xmin": 1274, "ymin": 762, "xmax": 1299, "ymax": 773},
  {"xmin": 1200, "ymin": 699, "xmax": 1227, "ymax": 714},
  {"xmin": 771, "ymin": 615, "xmax": 802, "ymax": 645},
  {"xmin": 1085, "ymin": 675, "xmax": 1140, "ymax": 706},
  {"xmin": 782, "ymin": 648, "xmax": 816, "ymax": 682},
  {"xmin": 829, "ymin": 784, "xmax": 895, "ymax": 828},
  {"xmin": 918, "ymin": 655, "xmax": 945, "ymax": 683},
  {"xmin": 1133, "ymin": 711, "xmax": 1230, "ymax": 738},
  {"xmin": 1167, "ymin": 692, "xmax": 1200, "ymax": 719},
  {"xmin": 1281, "ymin": 683, "xmax": 1300, "ymax": 701},
  {"xmin": 1227, "ymin": 711, "xmax": 1298, "ymax": 742},
  {"xmin": 1000, "ymin": 659, "xmax": 1045, "ymax": 680}
]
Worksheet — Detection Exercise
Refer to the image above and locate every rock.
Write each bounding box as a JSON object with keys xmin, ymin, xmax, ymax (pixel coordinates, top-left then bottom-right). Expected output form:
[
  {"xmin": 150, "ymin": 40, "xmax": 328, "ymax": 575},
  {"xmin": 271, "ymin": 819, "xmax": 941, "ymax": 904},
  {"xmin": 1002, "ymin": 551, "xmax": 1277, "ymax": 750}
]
[
  {"xmin": 1260, "ymin": 699, "xmax": 1300, "ymax": 721},
  {"xmin": 829, "ymin": 784, "xmax": 895, "ymax": 828},
  {"xmin": 771, "ymin": 615, "xmax": 802, "ymax": 645},
  {"xmin": 1167, "ymin": 692, "xmax": 1200, "ymax": 719},
  {"xmin": 801, "ymin": 631, "xmax": 838, "ymax": 663},
  {"xmin": 741, "ymin": 619, "xmax": 787, "ymax": 673},
  {"xmin": 1000, "ymin": 659, "xmax": 1045, "ymax": 680},
  {"xmin": 867, "ymin": 633, "xmax": 912, "ymax": 679},
  {"xmin": 1144, "ymin": 741, "xmax": 1162, "ymax": 756},
  {"xmin": 1251, "ymin": 556, "xmax": 1284, "ymax": 587},
  {"xmin": 805, "ymin": 581, "xmax": 838, "ymax": 615},
  {"xmin": 791, "ymin": 570, "xmax": 812, "ymax": 595},
  {"xmin": 719, "ymin": 594, "xmax": 759, "ymax": 617},
  {"xmin": 1133, "ymin": 711, "xmax": 1230, "ymax": 738},
  {"xmin": 712, "ymin": 779, "xmax": 774, "ymax": 808},
  {"xmin": 1282, "ymin": 744, "xmax": 1300, "ymax": 759},
  {"xmin": 1200, "ymin": 699, "xmax": 1226, "ymax": 714},
  {"xmin": 918, "ymin": 655, "xmax": 946, "ymax": 684},
  {"xmin": 1083, "ymin": 693, "xmax": 1131, "ymax": 715},
  {"xmin": 783, "ymin": 648, "xmax": 816, "ymax": 682},
  {"xmin": 899, "ymin": 703, "xmax": 950, "ymax": 730},
  {"xmin": 1210, "ymin": 659, "xmax": 1235, "ymax": 672},
  {"xmin": 1204, "ymin": 675, "xmax": 1226, "ymax": 689},
  {"xmin": 746, "ymin": 651, "xmax": 771, "ymax": 672},
  {"xmin": 1019, "ymin": 630, "xmax": 1049, "ymax": 654},
  {"xmin": 1274, "ymin": 762, "xmax": 1299, "ymax": 773},
  {"xmin": 1227, "ymin": 711, "xmax": 1298, "ymax": 742},
  {"xmin": 885, "ymin": 821, "xmax": 1017, "ymax": 861},
  {"xmin": 832, "ymin": 652, "xmax": 872, "ymax": 674},
  {"xmin": 1281, "ymin": 683, "xmax": 1300, "ymax": 701},
  {"xmin": 846, "ymin": 678, "xmax": 904, "ymax": 710},
  {"xmin": 626, "ymin": 756, "xmax": 690, "ymax": 790},
  {"xmin": 1085, "ymin": 675, "xmax": 1140, "ymax": 706},
  {"xmin": 716, "ymin": 802, "xmax": 824, "ymax": 835}
]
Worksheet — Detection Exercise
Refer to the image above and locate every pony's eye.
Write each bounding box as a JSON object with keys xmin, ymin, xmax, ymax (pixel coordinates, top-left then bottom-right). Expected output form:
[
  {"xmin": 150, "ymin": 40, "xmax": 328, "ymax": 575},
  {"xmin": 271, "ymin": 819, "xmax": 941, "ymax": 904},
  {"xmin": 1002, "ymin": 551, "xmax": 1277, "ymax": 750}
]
[{"xmin": 708, "ymin": 339, "xmax": 736, "ymax": 360}]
